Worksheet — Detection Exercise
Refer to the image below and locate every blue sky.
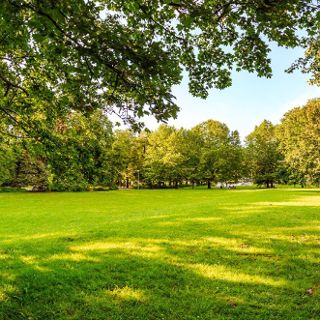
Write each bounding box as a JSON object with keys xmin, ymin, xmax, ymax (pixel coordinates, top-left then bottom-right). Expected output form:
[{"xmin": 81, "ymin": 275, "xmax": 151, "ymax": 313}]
[{"xmin": 143, "ymin": 44, "xmax": 319, "ymax": 139}]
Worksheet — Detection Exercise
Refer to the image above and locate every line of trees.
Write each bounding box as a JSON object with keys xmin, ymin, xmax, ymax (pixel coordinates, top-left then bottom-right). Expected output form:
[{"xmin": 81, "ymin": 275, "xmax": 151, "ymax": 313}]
[{"xmin": 0, "ymin": 99, "xmax": 319, "ymax": 191}]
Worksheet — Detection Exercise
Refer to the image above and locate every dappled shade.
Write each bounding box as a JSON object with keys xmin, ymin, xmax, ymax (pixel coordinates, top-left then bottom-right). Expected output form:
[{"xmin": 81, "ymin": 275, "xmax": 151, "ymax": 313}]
[{"xmin": 0, "ymin": 189, "xmax": 319, "ymax": 319}]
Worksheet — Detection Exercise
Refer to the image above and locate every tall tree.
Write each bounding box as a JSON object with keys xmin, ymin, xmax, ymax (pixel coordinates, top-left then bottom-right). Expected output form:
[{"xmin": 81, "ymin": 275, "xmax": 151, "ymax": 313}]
[
  {"xmin": 192, "ymin": 120, "xmax": 230, "ymax": 188},
  {"xmin": 111, "ymin": 130, "xmax": 136, "ymax": 188},
  {"xmin": 48, "ymin": 110, "xmax": 114, "ymax": 191},
  {"xmin": 144, "ymin": 125, "xmax": 185, "ymax": 188},
  {"xmin": 277, "ymin": 98, "xmax": 320, "ymax": 185},
  {"xmin": 216, "ymin": 130, "xmax": 244, "ymax": 186},
  {"xmin": 246, "ymin": 120, "xmax": 280, "ymax": 188}
]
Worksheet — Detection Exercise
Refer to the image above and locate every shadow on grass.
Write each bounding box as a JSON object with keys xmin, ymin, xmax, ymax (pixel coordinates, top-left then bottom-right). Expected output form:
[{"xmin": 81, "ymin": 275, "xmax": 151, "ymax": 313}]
[
  {"xmin": 0, "ymin": 231, "xmax": 319, "ymax": 319},
  {"xmin": 0, "ymin": 190, "xmax": 319, "ymax": 319}
]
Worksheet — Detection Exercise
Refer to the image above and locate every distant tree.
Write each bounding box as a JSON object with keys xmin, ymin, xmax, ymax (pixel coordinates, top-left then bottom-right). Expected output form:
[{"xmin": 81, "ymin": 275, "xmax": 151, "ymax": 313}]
[
  {"xmin": 277, "ymin": 98, "xmax": 320, "ymax": 186},
  {"xmin": 246, "ymin": 120, "xmax": 280, "ymax": 188},
  {"xmin": 49, "ymin": 110, "xmax": 114, "ymax": 191},
  {"xmin": 0, "ymin": 120, "xmax": 50, "ymax": 191},
  {"xmin": 288, "ymin": 169, "xmax": 307, "ymax": 188},
  {"xmin": 14, "ymin": 151, "xmax": 49, "ymax": 191},
  {"xmin": 130, "ymin": 131, "xmax": 148, "ymax": 188},
  {"xmin": 144, "ymin": 125, "xmax": 186, "ymax": 188},
  {"xmin": 216, "ymin": 130, "xmax": 244, "ymax": 186},
  {"xmin": 0, "ymin": 130, "xmax": 19, "ymax": 187},
  {"xmin": 111, "ymin": 129, "xmax": 148, "ymax": 189},
  {"xmin": 111, "ymin": 130, "xmax": 136, "ymax": 188},
  {"xmin": 275, "ymin": 163, "xmax": 306, "ymax": 188},
  {"xmin": 192, "ymin": 120, "xmax": 230, "ymax": 188},
  {"xmin": 176, "ymin": 128, "xmax": 201, "ymax": 187}
]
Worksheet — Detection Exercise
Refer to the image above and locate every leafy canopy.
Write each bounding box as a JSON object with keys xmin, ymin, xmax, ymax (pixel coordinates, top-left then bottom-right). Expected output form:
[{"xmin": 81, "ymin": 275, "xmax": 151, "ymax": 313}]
[{"xmin": 0, "ymin": 0, "xmax": 319, "ymax": 129}]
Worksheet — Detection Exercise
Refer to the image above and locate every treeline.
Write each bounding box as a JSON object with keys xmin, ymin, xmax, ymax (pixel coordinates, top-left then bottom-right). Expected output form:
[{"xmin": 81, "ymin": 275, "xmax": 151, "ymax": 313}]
[{"xmin": 0, "ymin": 99, "xmax": 319, "ymax": 191}]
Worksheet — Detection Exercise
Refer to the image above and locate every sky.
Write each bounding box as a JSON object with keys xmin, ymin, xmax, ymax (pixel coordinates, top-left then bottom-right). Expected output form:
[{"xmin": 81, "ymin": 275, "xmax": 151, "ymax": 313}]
[{"xmin": 141, "ymin": 43, "xmax": 319, "ymax": 139}]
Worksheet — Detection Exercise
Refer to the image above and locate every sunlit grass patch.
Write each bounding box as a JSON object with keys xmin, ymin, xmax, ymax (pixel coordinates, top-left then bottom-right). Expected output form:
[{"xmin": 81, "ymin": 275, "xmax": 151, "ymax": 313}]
[
  {"xmin": 70, "ymin": 241, "xmax": 163, "ymax": 255},
  {"xmin": 0, "ymin": 188, "xmax": 319, "ymax": 319},
  {"xmin": 255, "ymin": 195, "xmax": 320, "ymax": 207},
  {"xmin": 106, "ymin": 286, "xmax": 147, "ymax": 302},
  {"xmin": 47, "ymin": 253, "xmax": 100, "ymax": 263},
  {"xmin": 187, "ymin": 263, "xmax": 286, "ymax": 287},
  {"xmin": 0, "ymin": 292, "xmax": 8, "ymax": 302}
]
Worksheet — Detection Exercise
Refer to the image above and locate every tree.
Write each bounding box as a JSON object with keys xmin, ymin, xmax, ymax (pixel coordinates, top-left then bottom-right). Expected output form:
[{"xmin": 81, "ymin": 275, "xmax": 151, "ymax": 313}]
[
  {"xmin": 0, "ymin": 119, "xmax": 51, "ymax": 191},
  {"xmin": 0, "ymin": 0, "xmax": 319, "ymax": 132},
  {"xmin": 245, "ymin": 120, "xmax": 280, "ymax": 188},
  {"xmin": 175, "ymin": 128, "xmax": 201, "ymax": 187},
  {"xmin": 14, "ymin": 151, "xmax": 49, "ymax": 191},
  {"xmin": 111, "ymin": 130, "xmax": 136, "ymax": 188},
  {"xmin": 192, "ymin": 120, "xmax": 230, "ymax": 188},
  {"xmin": 0, "ymin": 127, "xmax": 19, "ymax": 187},
  {"xmin": 144, "ymin": 125, "xmax": 186, "ymax": 188},
  {"xmin": 49, "ymin": 110, "xmax": 114, "ymax": 191},
  {"xmin": 129, "ymin": 130, "xmax": 148, "ymax": 189},
  {"xmin": 275, "ymin": 162, "xmax": 306, "ymax": 188},
  {"xmin": 0, "ymin": 108, "xmax": 115, "ymax": 191},
  {"xmin": 288, "ymin": 35, "xmax": 320, "ymax": 86},
  {"xmin": 277, "ymin": 98, "xmax": 320, "ymax": 186},
  {"xmin": 216, "ymin": 130, "xmax": 243, "ymax": 186}
]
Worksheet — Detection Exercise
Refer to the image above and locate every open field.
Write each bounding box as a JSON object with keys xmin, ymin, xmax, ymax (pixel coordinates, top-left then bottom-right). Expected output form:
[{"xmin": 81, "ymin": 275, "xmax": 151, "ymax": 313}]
[{"xmin": 0, "ymin": 188, "xmax": 319, "ymax": 319}]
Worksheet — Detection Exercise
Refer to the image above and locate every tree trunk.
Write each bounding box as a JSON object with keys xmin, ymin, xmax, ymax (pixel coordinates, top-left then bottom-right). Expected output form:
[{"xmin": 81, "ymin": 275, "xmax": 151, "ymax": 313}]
[{"xmin": 207, "ymin": 180, "xmax": 211, "ymax": 189}]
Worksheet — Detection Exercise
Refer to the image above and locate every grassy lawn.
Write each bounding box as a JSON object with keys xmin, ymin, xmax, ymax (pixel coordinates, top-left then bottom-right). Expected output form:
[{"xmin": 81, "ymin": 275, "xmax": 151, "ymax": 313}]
[{"xmin": 0, "ymin": 188, "xmax": 319, "ymax": 319}]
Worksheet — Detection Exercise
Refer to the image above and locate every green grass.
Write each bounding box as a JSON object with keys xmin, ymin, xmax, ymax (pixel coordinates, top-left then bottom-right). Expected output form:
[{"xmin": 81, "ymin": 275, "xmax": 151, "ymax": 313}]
[{"xmin": 0, "ymin": 188, "xmax": 319, "ymax": 319}]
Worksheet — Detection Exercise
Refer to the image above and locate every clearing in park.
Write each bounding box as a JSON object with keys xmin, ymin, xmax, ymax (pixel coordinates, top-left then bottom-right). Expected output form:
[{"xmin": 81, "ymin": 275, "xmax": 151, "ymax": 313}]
[{"xmin": 0, "ymin": 188, "xmax": 319, "ymax": 319}]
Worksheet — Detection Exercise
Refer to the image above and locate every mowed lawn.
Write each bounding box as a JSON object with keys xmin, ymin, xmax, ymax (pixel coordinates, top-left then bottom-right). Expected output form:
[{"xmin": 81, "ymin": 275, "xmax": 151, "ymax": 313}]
[{"xmin": 0, "ymin": 189, "xmax": 319, "ymax": 320}]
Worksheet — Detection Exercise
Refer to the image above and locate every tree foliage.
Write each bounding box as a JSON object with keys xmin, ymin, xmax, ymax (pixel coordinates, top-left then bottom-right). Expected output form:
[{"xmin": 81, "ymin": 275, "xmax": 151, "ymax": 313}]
[
  {"xmin": 277, "ymin": 98, "xmax": 320, "ymax": 185},
  {"xmin": 1, "ymin": 100, "xmax": 320, "ymax": 191},
  {"xmin": 245, "ymin": 120, "xmax": 280, "ymax": 188},
  {"xmin": 144, "ymin": 125, "xmax": 186, "ymax": 187},
  {"xmin": 192, "ymin": 120, "xmax": 229, "ymax": 188},
  {"xmin": 0, "ymin": 0, "xmax": 319, "ymax": 130}
]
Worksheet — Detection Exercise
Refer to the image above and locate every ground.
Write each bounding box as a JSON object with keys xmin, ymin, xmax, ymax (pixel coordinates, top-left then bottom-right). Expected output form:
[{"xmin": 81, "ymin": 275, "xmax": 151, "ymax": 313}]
[{"xmin": 0, "ymin": 188, "xmax": 319, "ymax": 319}]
